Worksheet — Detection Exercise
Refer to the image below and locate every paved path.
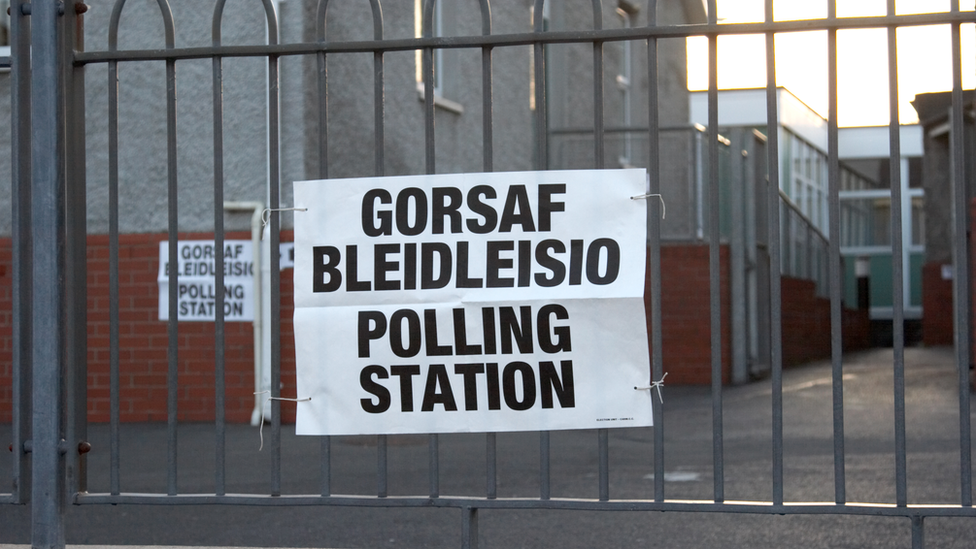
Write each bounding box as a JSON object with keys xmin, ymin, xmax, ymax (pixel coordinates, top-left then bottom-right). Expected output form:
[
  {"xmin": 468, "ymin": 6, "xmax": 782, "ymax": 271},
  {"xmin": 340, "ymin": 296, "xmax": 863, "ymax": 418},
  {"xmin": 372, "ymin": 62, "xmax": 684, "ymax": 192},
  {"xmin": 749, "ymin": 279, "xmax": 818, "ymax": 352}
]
[{"xmin": 2, "ymin": 347, "xmax": 975, "ymax": 548}]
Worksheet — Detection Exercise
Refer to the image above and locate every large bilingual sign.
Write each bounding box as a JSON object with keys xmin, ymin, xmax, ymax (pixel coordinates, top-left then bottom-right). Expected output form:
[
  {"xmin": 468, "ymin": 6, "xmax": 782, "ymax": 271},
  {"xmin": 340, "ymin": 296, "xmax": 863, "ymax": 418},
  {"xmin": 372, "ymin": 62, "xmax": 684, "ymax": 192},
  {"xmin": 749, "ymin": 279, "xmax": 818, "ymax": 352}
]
[{"xmin": 293, "ymin": 169, "xmax": 652, "ymax": 436}]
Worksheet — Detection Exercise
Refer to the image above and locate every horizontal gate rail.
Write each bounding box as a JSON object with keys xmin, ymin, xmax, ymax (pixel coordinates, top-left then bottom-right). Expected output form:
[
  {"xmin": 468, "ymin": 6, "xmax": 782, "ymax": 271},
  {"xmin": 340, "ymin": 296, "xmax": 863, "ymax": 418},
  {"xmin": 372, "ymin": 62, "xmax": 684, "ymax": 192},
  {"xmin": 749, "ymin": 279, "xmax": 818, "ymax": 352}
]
[
  {"xmin": 72, "ymin": 10, "xmax": 976, "ymax": 64},
  {"xmin": 71, "ymin": 492, "xmax": 976, "ymax": 518},
  {"xmin": 74, "ymin": 11, "xmax": 976, "ymax": 64}
]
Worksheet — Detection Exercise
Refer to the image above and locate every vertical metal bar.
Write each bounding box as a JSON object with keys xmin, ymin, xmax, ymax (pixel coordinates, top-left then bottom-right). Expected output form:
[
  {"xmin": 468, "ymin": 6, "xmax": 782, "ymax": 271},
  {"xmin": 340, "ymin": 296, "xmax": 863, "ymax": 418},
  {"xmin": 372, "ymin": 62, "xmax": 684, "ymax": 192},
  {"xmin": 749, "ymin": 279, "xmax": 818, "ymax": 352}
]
[
  {"xmin": 372, "ymin": 55, "xmax": 384, "ymax": 156},
  {"xmin": 707, "ymin": 0, "xmax": 724, "ymax": 502},
  {"xmin": 429, "ymin": 433, "xmax": 439, "ymax": 498},
  {"xmin": 532, "ymin": 0, "xmax": 547, "ymax": 169},
  {"xmin": 590, "ymin": 0, "xmax": 609, "ymax": 503},
  {"xmin": 320, "ymin": 437, "xmax": 331, "ymax": 496},
  {"xmin": 377, "ymin": 435, "xmax": 388, "ymax": 498},
  {"xmin": 165, "ymin": 51, "xmax": 179, "ymax": 500},
  {"xmin": 420, "ymin": 1, "xmax": 439, "ymax": 498},
  {"xmin": 486, "ymin": 433, "xmax": 497, "ymax": 499},
  {"xmin": 886, "ymin": 0, "xmax": 907, "ymax": 507},
  {"xmin": 730, "ymin": 127, "xmax": 747, "ymax": 385},
  {"xmin": 373, "ymin": 32, "xmax": 383, "ymax": 176},
  {"xmin": 530, "ymin": 0, "xmax": 551, "ymax": 500},
  {"xmin": 422, "ymin": 0, "xmax": 435, "ymax": 175},
  {"xmin": 949, "ymin": 0, "xmax": 973, "ymax": 507},
  {"xmin": 265, "ymin": 3, "xmax": 283, "ymax": 497},
  {"xmin": 211, "ymin": 3, "xmax": 227, "ymax": 497},
  {"xmin": 64, "ymin": 0, "xmax": 88, "ymax": 498},
  {"xmin": 107, "ymin": 3, "xmax": 122, "ymax": 498},
  {"xmin": 481, "ymin": 4, "xmax": 495, "ymax": 490},
  {"xmin": 10, "ymin": 0, "xmax": 33, "ymax": 506},
  {"xmin": 646, "ymin": 0, "xmax": 665, "ymax": 503},
  {"xmin": 764, "ymin": 0, "xmax": 785, "ymax": 506},
  {"xmin": 154, "ymin": 0, "xmax": 180, "ymax": 499},
  {"xmin": 370, "ymin": 4, "xmax": 387, "ymax": 500},
  {"xmin": 462, "ymin": 506, "xmax": 479, "ymax": 549},
  {"xmin": 598, "ymin": 429, "xmax": 609, "ymax": 501},
  {"xmin": 316, "ymin": 4, "xmax": 328, "ymax": 180},
  {"xmin": 911, "ymin": 515, "xmax": 925, "ymax": 549},
  {"xmin": 592, "ymin": 18, "xmax": 603, "ymax": 169},
  {"xmin": 30, "ymin": 0, "xmax": 66, "ymax": 543},
  {"xmin": 540, "ymin": 431, "xmax": 550, "ymax": 500},
  {"xmin": 481, "ymin": 6, "xmax": 492, "ymax": 174},
  {"xmin": 826, "ymin": 0, "xmax": 846, "ymax": 505},
  {"xmin": 315, "ymin": 1, "xmax": 331, "ymax": 496}
]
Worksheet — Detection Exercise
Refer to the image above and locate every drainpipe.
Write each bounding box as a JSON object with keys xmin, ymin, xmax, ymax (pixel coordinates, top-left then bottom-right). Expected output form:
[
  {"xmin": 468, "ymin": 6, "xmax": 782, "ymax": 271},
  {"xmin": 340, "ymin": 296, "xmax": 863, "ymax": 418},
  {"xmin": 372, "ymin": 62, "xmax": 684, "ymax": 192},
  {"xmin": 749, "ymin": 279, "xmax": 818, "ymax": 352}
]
[{"xmin": 223, "ymin": 201, "xmax": 265, "ymax": 426}]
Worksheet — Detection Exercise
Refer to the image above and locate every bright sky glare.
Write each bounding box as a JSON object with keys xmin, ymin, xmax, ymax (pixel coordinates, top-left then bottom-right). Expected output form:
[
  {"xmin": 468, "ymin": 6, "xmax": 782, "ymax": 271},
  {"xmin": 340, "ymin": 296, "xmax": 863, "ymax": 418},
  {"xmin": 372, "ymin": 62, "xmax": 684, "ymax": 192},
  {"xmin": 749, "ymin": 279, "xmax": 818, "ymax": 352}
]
[{"xmin": 686, "ymin": 0, "xmax": 976, "ymax": 127}]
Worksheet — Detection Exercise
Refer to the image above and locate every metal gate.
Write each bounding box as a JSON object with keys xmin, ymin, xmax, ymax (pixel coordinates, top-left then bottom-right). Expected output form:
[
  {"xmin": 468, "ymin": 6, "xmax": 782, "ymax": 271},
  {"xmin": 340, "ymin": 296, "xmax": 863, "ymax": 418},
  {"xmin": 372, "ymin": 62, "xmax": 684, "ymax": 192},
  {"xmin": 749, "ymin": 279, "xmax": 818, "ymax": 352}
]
[{"xmin": 5, "ymin": 0, "xmax": 976, "ymax": 547}]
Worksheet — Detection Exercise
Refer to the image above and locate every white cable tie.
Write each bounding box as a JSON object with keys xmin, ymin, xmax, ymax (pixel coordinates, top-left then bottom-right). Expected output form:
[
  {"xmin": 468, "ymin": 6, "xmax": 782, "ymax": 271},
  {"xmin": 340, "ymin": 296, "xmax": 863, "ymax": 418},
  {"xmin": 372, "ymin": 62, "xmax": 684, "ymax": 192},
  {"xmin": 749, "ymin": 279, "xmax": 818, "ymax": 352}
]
[
  {"xmin": 630, "ymin": 193, "xmax": 666, "ymax": 219},
  {"xmin": 634, "ymin": 372, "xmax": 668, "ymax": 403},
  {"xmin": 262, "ymin": 207, "xmax": 308, "ymax": 228},
  {"xmin": 254, "ymin": 390, "xmax": 312, "ymax": 450}
]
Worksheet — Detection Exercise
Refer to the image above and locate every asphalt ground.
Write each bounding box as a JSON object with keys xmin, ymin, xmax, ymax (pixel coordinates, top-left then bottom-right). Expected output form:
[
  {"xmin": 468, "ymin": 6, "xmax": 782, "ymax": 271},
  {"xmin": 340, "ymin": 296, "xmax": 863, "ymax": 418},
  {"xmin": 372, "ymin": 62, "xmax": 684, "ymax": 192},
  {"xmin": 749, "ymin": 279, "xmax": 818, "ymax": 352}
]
[{"xmin": 3, "ymin": 346, "xmax": 976, "ymax": 548}]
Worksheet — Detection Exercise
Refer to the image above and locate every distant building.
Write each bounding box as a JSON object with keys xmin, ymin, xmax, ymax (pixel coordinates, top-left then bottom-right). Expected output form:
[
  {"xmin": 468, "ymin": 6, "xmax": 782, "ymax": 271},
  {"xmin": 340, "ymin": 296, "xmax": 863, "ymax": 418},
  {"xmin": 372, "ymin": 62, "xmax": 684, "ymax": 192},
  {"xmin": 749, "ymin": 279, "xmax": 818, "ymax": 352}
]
[
  {"xmin": 911, "ymin": 90, "xmax": 976, "ymax": 348},
  {"xmin": 691, "ymin": 87, "xmax": 923, "ymax": 349}
]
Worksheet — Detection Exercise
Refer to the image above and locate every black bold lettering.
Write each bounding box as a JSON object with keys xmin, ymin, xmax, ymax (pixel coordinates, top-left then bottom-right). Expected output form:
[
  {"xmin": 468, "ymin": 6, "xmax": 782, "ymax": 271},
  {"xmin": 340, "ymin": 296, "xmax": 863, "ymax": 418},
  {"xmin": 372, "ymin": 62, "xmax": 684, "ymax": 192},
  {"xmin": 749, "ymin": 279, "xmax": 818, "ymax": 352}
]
[
  {"xmin": 538, "ymin": 184, "xmax": 566, "ymax": 231},
  {"xmin": 360, "ymin": 366, "xmax": 391, "ymax": 413},
  {"xmin": 499, "ymin": 306, "xmax": 533, "ymax": 354},
  {"xmin": 482, "ymin": 308, "xmax": 497, "ymax": 355},
  {"xmin": 534, "ymin": 240, "xmax": 566, "ymax": 287},
  {"xmin": 518, "ymin": 240, "xmax": 532, "ymax": 287},
  {"xmin": 486, "ymin": 362, "xmax": 501, "ymax": 410},
  {"xmin": 421, "ymin": 364, "xmax": 458, "ymax": 412},
  {"xmin": 586, "ymin": 238, "xmax": 620, "ymax": 285},
  {"xmin": 502, "ymin": 362, "xmax": 536, "ymax": 411},
  {"xmin": 540, "ymin": 360, "xmax": 575, "ymax": 409},
  {"xmin": 345, "ymin": 245, "xmax": 371, "ymax": 291},
  {"xmin": 456, "ymin": 242, "xmax": 483, "ymax": 288},
  {"xmin": 421, "ymin": 243, "xmax": 452, "ymax": 289},
  {"xmin": 455, "ymin": 363, "xmax": 485, "ymax": 411},
  {"xmin": 486, "ymin": 241, "xmax": 515, "ymax": 288},
  {"xmin": 391, "ymin": 365, "xmax": 421, "ymax": 412},
  {"xmin": 362, "ymin": 189, "xmax": 393, "ymax": 236},
  {"xmin": 432, "ymin": 187, "xmax": 463, "ymax": 234},
  {"xmin": 390, "ymin": 309, "xmax": 422, "ymax": 358},
  {"xmin": 537, "ymin": 304, "xmax": 572, "ymax": 353},
  {"xmin": 466, "ymin": 185, "xmax": 497, "ymax": 234},
  {"xmin": 499, "ymin": 185, "xmax": 536, "ymax": 232},
  {"xmin": 358, "ymin": 310, "xmax": 387, "ymax": 358},
  {"xmin": 453, "ymin": 309, "xmax": 482, "ymax": 355},
  {"xmin": 569, "ymin": 239, "xmax": 584, "ymax": 285},
  {"xmin": 396, "ymin": 187, "xmax": 428, "ymax": 236},
  {"xmin": 403, "ymin": 243, "xmax": 418, "ymax": 290},
  {"xmin": 312, "ymin": 246, "xmax": 341, "ymax": 292},
  {"xmin": 374, "ymin": 243, "xmax": 400, "ymax": 291},
  {"xmin": 424, "ymin": 309, "xmax": 452, "ymax": 356}
]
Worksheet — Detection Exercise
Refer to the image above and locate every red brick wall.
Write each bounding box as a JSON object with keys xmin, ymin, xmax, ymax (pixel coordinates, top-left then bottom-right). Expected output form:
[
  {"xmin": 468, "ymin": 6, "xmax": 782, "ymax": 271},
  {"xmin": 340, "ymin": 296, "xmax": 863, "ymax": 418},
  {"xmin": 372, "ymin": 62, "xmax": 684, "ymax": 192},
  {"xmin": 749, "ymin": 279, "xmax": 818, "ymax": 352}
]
[
  {"xmin": 0, "ymin": 239, "xmax": 875, "ymax": 422},
  {"xmin": 0, "ymin": 232, "xmax": 298, "ymax": 424},
  {"xmin": 645, "ymin": 243, "xmax": 871, "ymax": 385},
  {"xmin": 780, "ymin": 277, "xmax": 871, "ymax": 366},
  {"xmin": 922, "ymin": 261, "xmax": 954, "ymax": 346},
  {"xmin": 645, "ymin": 244, "xmax": 732, "ymax": 385}
]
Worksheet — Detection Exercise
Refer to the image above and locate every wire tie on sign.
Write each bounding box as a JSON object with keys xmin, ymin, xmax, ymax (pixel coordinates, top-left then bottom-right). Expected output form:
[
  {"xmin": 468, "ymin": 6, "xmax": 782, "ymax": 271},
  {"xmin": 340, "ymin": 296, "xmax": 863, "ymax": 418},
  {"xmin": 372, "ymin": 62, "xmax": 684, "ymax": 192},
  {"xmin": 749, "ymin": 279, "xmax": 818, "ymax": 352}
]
[
  {"xmin": 262, "ymin": 207, "xmax": 308, "ymax": 228},
  {"xmin": 634, "ymin": 372, "xmax": 668, "ymax": 403},
  {"xmin": 630, "ymin": 193, "xmax": 666, "ymax": 219},
  {"xmin": 254, "ymin": 390, "xmax": 311, "ymax": 451}
]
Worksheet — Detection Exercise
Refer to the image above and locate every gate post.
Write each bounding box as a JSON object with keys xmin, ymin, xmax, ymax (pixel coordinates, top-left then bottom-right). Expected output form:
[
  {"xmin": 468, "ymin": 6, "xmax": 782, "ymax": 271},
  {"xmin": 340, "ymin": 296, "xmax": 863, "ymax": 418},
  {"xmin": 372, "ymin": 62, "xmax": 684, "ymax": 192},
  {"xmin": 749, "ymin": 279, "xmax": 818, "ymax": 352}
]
[
  {"xmin": 30, "ymin": 0, "xmax": 67, "ymax": 547},
  {"xmin": 10, "ymin": 0, "xmax": 34, "ymax": 508}
]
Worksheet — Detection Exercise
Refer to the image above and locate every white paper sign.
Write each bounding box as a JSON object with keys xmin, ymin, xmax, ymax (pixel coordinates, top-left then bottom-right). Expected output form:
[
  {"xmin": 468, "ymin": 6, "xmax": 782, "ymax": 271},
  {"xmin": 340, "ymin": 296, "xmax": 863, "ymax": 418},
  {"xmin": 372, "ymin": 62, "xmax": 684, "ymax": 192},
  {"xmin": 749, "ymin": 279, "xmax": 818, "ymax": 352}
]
[
  {"xmin": 158, "ymin": 240, "xmax": 255, "ymax": 321},
  {"xmin": 293, "ymin": 169, "xmax": 652, "ymax": 436}
]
